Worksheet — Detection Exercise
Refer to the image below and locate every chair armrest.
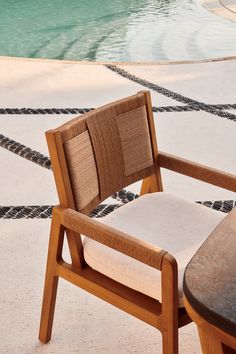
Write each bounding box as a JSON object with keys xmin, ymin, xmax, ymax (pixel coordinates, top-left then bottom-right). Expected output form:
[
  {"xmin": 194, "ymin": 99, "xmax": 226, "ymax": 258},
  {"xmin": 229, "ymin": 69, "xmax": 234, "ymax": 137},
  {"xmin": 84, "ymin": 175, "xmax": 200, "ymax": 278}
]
[
  {"xmin": 58, "ymin": 207, "xmax": 167, "ymax": 270},
  {"xmin": 158, "ymin": 151, "xmax": 236, "ymax": 192}
]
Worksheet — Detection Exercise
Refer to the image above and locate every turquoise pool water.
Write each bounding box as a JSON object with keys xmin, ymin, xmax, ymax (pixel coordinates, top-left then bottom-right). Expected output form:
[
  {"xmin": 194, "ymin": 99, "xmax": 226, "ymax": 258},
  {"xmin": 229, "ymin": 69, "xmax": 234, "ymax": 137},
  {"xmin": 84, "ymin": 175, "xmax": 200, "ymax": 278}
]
[{"xmin": 0, "ymin": 0, "xmax": 236, "ymax": 62}]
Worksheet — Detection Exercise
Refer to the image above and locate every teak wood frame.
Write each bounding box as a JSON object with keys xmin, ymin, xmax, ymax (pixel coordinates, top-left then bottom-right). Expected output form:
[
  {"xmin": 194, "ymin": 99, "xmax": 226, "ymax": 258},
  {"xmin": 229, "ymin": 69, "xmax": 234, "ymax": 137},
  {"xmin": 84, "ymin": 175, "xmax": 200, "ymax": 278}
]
[
  {"xmin": 184, "ymin": 297, "xmax": 236, "ymax": 354},
  {"xmin": 39, "ymin": 91, "xmax": 236, "ymax": 354}
]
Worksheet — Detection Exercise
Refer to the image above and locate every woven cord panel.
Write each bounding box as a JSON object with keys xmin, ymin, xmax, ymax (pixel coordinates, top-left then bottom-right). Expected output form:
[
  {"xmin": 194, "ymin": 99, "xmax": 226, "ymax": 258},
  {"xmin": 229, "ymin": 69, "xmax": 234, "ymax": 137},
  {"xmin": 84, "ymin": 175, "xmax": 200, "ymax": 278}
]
[
  {"xmin": 117, "ymin": 106, "xmax": 153, "ymax": 176},
  {"xmin": 87, "ymin": 107, "xmax": 126, "ymax": 201},
  {"xmin": 64, "ymin": 130, "xmax": 99, "ymax": 210}
]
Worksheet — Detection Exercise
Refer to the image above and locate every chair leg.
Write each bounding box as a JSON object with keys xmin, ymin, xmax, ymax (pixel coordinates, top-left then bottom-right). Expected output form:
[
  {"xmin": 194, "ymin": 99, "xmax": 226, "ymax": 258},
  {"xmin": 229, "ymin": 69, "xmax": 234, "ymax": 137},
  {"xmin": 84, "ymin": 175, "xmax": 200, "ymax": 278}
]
[
  {"xmin": 162, "ymin": 322, "xmax": 178, "ymax": 354},
  {"xmin": 39, "ymin": 209, "xmax": 64, "ymax": 343},
  {"xmin": 161, "ymin": 254, "xmax": 179, "ymax": 354},
  {"xmin": 39, "ymin": 275, "xmax": 59, "ymax": 343}
]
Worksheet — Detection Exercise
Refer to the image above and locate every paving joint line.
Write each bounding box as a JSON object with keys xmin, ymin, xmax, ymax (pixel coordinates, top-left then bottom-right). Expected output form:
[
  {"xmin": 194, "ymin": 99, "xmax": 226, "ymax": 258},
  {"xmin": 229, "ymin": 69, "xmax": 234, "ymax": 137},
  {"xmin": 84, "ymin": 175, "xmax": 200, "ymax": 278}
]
[
  {"xmin": 0, "ymin": 108, "xmax": 93, "ymax": 115},
  {"xmin": 1, "ymin": 134, "xmax": 234, "ymax": 218},
  {"xmin": 0, "ymin": 134, "xmax": 51, "ymax": 169},
  {"xmin": 0, "ymin": 105, "xmax": 236, "ymax": 115},
  {"xmin": 0, "ymin": 198, "xmax": 235, "ymax": 219},
  {"xmin": 105, "ymin": 64, "xmax": 236, "ymax": 122}
]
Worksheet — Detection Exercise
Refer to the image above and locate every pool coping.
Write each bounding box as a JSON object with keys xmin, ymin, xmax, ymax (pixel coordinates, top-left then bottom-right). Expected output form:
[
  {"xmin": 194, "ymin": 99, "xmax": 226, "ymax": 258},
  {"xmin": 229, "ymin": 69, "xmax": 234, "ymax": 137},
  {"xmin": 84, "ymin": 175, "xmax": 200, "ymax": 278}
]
[
  {"xmin": 202, "ymin": 0, "xmax": 236, "ymax": 22},
  {"xmin": 1, "ymin": 54, "xmax": 236, "ymax": 66}
]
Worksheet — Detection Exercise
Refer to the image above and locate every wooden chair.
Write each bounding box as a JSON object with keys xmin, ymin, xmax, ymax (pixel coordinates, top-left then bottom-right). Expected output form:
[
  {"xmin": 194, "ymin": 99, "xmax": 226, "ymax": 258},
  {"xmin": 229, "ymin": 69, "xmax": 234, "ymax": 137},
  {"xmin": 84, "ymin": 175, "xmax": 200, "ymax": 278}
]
[{"xmin": 39, "ymin": 91, "xmax": 236, "ymax": 354}]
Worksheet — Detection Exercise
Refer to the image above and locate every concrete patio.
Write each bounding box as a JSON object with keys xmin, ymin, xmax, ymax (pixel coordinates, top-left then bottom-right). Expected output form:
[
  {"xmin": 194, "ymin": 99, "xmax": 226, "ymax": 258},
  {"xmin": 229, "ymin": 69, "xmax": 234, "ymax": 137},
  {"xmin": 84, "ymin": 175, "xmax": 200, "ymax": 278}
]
[{"xmin": 0, "ymin": 56, "xmax": 236, "ymax": 353}]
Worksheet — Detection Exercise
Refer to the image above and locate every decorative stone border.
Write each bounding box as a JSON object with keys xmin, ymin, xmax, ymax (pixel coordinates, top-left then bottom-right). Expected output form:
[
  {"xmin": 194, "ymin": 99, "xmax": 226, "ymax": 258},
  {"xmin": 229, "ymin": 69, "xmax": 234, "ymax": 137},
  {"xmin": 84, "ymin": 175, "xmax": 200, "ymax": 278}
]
[
  {"xmin": 0, "ymin": 65, "xmax": 235, "ymax": 220},
  {"xmin": 197, "ymin": 200, "xmax": 236, "ymax": 213},
  {"xmin": 0, "ymin": 198, "xmax": 235, "ymax": 219},
  {"xmin": 0, "ymin": 104, "xmax": 236, "ymax": 115},
  {"xmin": 0, "ymin": 205, "xmax": 53, "ymax": 219},
  {"xmin": 0, "ymin": 108, "xmax": 92, "ymax": 115},
  {"xmin": 0, "ymin": 134, "xmax": 51, "ymax": 169},
  {"xmin": 105, "ymin": 65, "xmax": 236, "ymax": 122}
]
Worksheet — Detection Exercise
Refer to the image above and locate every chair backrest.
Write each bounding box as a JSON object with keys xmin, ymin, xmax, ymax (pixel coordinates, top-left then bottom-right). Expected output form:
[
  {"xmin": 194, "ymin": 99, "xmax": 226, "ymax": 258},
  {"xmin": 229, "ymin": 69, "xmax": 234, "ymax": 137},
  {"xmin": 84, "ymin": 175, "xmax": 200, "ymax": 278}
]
[{"xmin": 46, "ymin": 91, "xmax": 159, "ymax": 215}]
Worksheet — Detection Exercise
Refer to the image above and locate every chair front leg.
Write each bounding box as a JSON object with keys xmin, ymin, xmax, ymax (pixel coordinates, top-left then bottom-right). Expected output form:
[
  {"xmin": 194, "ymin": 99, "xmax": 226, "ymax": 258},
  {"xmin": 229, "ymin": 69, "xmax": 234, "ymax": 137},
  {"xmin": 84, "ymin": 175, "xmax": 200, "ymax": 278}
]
[
  {"xmin": 161, "ymin": 254, "xmax": 179, "ymax": 354},
  {"xmin": 39, "ymin": 208, "xmax": 64, "ymax": 343}
]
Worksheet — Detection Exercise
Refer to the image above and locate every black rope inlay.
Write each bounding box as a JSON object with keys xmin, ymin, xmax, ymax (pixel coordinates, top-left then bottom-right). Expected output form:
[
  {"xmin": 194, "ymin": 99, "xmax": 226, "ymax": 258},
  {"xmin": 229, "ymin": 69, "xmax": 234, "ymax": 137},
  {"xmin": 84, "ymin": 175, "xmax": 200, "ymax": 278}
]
[
  {"xmin": 0, "ymin": 134, "xmax": 51, "ymax": 169},
  {"xmin": 105, "ymin": 64, "xmax": 236, "ymax": 122},
  {"xmin": 89, "ymin": 204, "xmax": 120, "ymax": 218},
  {"xmin": 0, "ymin": 205, "xmax": 53, "ymax": 219},
  {"xmin": 112, "ymin": 189, "xmax": 139, "ymax": 203},
  {"xmin": 196, "ymin": 200, "xmax": 236, "ymax": 213},
  {"xmin": 0, "ymin": 204, "xmax": 121, "ymax": 219},
  {"xmin": 0, "ymin": 104, "xmax": 236, "ymax": 115},
  {"xmin": 0, "ymin": 108, "xmax": 93, "ymax": 115},
  {"xmin": 0, "ymin": 188, "xmax": 235, "ymax": 219},
  {"xmin": 154, "ymin": 104, "xmax": 236, "ymax": 113}
]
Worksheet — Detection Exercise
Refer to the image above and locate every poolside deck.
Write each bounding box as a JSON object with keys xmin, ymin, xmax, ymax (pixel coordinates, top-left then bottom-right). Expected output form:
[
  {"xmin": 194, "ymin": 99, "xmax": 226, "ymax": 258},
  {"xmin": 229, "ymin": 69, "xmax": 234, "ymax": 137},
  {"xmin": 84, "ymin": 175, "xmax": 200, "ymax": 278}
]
[{"xmin": 0, "ymin": 56, "xmax": 236, "ymax": 353}]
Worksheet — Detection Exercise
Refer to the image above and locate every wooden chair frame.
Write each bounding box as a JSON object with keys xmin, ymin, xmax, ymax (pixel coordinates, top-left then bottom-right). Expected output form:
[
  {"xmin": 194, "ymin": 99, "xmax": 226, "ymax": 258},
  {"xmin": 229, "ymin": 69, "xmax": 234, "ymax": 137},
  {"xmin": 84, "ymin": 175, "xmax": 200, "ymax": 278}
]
[{"xmin": 39, "ymin": 91, "xmax": 236, "ymax": 354}]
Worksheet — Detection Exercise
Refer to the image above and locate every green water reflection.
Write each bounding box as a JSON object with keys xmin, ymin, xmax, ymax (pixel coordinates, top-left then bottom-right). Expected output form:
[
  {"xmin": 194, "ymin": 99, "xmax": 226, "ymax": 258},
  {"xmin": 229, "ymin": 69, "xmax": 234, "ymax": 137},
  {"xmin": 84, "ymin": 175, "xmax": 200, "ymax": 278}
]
[{"xmin": 0, "ymin": 0, "xmax": 236, "ymax": 61}]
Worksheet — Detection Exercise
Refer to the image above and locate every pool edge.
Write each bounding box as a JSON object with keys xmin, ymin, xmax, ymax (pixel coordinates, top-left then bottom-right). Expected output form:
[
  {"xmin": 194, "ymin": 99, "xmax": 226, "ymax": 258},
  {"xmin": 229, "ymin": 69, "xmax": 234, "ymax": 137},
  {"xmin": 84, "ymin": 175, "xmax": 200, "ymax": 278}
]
[{"xmin": 1, "ymin": 55, "xmax": 236, "ymax": 66}]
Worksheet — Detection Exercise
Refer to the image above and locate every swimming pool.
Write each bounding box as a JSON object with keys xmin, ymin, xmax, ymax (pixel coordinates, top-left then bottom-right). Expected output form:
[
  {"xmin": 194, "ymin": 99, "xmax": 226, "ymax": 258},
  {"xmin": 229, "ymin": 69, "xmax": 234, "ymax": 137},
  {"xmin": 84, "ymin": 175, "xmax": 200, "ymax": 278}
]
[{"xmin": 0, "ymin": 0, "xmax": 236, "ymax": 62}]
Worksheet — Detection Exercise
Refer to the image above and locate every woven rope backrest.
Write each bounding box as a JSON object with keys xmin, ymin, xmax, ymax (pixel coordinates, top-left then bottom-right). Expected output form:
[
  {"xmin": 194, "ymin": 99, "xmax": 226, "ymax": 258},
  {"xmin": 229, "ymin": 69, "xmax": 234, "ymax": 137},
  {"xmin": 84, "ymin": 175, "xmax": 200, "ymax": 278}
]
[
  {"xmin": 64, "ymin": 130, "xmax": 100, "ymax": 211},
  {"xmin": 50, "ymin": 91, "xmax": 156, "ymax": 214}
]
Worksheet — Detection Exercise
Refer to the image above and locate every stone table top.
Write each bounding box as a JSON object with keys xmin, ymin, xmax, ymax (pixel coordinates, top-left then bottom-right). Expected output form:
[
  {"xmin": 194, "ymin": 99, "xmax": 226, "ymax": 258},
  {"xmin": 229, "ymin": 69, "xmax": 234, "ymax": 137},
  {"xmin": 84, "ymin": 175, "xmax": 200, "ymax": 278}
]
[{"xmin": 184, "ymin": 207, "xmax": 236, "ymax": 337}]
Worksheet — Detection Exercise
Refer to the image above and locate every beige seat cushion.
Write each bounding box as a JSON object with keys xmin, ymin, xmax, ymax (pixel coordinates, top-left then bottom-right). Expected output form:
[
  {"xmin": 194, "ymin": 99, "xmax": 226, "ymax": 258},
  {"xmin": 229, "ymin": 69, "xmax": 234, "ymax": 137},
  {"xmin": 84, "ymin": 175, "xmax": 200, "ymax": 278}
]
[{"xmin": 83, "ymin": 192, "xmax": 225, "ymax": 306}]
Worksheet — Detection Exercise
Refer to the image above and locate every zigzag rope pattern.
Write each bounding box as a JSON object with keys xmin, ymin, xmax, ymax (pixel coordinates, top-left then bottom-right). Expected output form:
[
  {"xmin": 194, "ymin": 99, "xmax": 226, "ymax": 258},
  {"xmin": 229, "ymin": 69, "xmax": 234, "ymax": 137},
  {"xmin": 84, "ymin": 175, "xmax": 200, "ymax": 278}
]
[
  {"xmin": 0, "ymin": 190, "xmax": 235, "ymax": 219},
  {"xmin": 0, "ymin": 134, "xmax": 51, "ymax": 169},
  {"xmin": 105, "ymin": 64, "xmax": 236, "ymax": 122},
  {"xmin": 0, "ymin": 104, "xmax": 236, "ymax": 115},
  {"xmin": 1, "ymin": 69, "xmax": 235, "ymax": 219}
]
